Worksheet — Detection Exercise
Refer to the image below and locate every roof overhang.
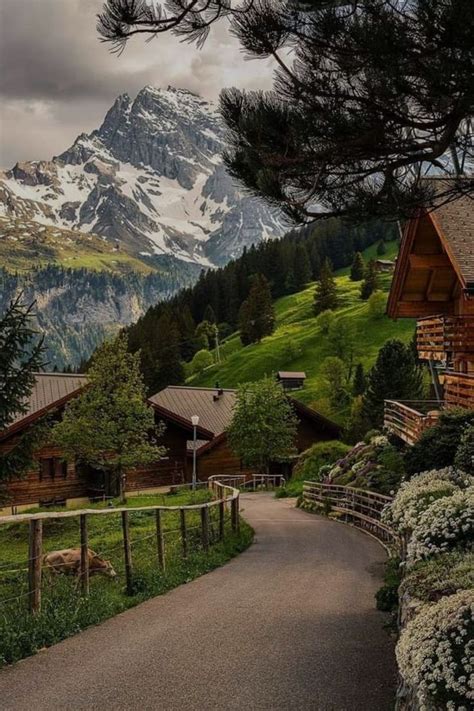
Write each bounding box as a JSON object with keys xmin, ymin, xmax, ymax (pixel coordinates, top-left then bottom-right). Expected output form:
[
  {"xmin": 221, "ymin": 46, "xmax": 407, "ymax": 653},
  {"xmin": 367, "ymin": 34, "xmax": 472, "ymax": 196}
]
[{"xmin": 147, "ymin": 400, "xmax": 214, "ymax": 440}]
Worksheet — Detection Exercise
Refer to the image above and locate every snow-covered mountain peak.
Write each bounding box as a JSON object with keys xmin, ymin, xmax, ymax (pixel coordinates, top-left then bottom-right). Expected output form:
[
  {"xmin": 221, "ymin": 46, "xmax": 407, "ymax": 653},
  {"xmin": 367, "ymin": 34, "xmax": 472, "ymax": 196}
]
[{"xmin": 0, "ymin": 86, "xmax": 284, "ymax": 267}]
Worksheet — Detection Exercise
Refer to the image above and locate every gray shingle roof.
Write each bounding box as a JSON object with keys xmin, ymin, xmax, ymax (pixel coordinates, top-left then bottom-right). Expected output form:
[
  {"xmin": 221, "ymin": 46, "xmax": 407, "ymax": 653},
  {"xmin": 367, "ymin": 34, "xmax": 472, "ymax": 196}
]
[
  {"xmin": 5, "ymin": 372, "xmax": 88, "ymax": 434},
  {"xmin": 149, "ymin": 386, "xmax": 236, "ymax": 437}
]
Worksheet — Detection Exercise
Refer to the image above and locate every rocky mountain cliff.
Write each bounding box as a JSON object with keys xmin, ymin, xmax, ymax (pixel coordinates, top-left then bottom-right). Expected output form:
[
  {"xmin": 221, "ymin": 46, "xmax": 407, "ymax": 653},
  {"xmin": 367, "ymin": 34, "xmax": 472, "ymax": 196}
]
[
  {"xmin": 0, "ymin": 86, "xmax": 285, "ymax": 366},
  {"xmin": 0, "ymin": 86, "xmax": 284, "ymax": 268}
]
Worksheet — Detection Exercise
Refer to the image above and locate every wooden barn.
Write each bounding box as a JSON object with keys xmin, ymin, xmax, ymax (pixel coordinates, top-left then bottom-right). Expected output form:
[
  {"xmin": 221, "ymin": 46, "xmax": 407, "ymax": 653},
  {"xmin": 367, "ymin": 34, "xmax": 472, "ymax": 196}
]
[
  {"xmin": 277, "ymin": 371, "xmax": 307, "ymax": 391},
  {"xmin": 384, "ymin": 178, "xmax": 474, "ymax": 444},
  {"xmin": 149, "ymin": 386, "xmax": 341, "ymax": 482},
  {"xmin": 0, "ymin": 373, "xmax": 213, "ymax": 515}
]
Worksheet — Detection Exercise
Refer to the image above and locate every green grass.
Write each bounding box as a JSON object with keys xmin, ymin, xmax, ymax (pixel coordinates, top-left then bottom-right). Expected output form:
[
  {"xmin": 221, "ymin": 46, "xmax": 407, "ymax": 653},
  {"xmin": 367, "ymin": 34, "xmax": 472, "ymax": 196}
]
[
  {"xmin": 190, "ymin": 240, "xmax": 414, "ymax": 422},
  {"xmin": 0, "ymin": 489, "xmax": 253, "ymax": 666},
  {"xmin": 0, "ymin": 217, "xmax": 155, "ymax": 274}
]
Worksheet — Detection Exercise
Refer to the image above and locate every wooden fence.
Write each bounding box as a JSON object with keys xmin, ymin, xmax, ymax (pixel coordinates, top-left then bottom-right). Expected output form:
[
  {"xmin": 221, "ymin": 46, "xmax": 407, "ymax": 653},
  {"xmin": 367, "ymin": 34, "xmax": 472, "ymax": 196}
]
[
  {"xmin": 303, "ymin": 482, "xmax": 398, "ymax": 550},
  {"xmin": 0, "ymin": 479, "xmax": 240, "ymax": 615}
]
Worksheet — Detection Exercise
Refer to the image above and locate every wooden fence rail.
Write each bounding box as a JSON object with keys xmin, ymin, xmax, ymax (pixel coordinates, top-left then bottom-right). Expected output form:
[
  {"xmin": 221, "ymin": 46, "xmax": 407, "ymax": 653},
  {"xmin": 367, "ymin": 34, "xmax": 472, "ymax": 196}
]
[
  {"xmin": 0, "ymin": 478, "xmax": 239, "ymax": 615},
  {"xmin": 303, "ymin": 482, "xmax": 398, "ymax": 550}
]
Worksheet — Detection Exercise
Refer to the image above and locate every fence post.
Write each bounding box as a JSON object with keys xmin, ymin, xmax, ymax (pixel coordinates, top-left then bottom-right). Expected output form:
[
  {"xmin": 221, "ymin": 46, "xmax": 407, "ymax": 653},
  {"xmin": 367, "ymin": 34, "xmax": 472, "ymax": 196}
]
[
  {"xmin": 219, "ymin": 499, "xmax": 225, "ymax": 540},
  {"xmin": 28, "ymin": 519, "xmax": 42, "ymax": 615},
  {"xmin": 155, "ymin": 509, "xmax": 165, "ymax": 572},
  {"xmin": 80, "ymin": 514, "xmax": 89, "ymax": 596},
  {"xmin": 231, "ymin": 497, "xmax": 239, "ymax": 533},
  {"xmin": 121, "ymin": 511, "xmax": 133, "ymax": 595},
  {"xmin": 180, "ymin": 509, "xmax": 187, "ymax": 559},
  {"xmin": 201, "ymin": 506, "xmax": 209, "ymax": 551}
]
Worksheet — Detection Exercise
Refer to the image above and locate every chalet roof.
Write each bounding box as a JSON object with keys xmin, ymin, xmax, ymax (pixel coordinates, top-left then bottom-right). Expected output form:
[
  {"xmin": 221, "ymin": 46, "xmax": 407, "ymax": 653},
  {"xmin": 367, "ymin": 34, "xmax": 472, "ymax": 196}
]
[
  {"xmin": 150, "ymin": 385, "xmax": 341, "ymax": 456},
  {"xmin": 429, "ymin": 182, "xmax": 474, "ymax": 287},
  {"xmin": 149, "ymin": 386, "xmax": 236, "ymax": 438},
  {"xmin": 277, "ymin": 371, "xmax": 306, "ymax": 379},
  {"xmin": 2, "ymin": 372, "xmax": 88, "ymax": 438}
]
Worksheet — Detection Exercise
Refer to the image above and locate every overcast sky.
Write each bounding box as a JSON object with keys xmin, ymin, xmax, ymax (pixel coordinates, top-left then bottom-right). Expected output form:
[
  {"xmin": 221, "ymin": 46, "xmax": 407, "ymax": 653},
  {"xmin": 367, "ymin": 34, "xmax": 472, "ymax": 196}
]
[{"xmin": 0, "ymin": 0, "xmax": 275, "ymax": 167}]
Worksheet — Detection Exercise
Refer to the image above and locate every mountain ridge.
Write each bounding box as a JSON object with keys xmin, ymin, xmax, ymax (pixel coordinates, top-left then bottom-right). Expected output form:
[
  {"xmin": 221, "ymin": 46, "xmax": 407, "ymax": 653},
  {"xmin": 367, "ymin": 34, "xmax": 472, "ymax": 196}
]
[{"xmin": 0, "ymin": 85, "xmax": 284, "ymax": 269}]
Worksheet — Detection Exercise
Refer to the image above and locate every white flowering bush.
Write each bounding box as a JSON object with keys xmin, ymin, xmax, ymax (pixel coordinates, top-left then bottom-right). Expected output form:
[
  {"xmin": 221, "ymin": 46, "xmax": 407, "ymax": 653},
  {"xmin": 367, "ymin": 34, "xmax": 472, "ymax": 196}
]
[
  {"xmin": 396, "ymin": 590, "xmax": 474, "ymax": 710},
  {"xmin": 407, "ymin": 487, "xmax": 474, "ymax": 565},
  {"xmin": 382, "ymin": 468, "xmax": 472, "ymax": 535}
]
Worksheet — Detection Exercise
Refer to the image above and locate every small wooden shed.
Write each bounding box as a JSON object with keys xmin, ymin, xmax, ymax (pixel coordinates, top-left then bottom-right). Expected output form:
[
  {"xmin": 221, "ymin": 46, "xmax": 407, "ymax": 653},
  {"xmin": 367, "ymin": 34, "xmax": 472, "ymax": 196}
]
[{"xmin": 277, "ymin": 371, "xmax": 307, "ymax": 391}]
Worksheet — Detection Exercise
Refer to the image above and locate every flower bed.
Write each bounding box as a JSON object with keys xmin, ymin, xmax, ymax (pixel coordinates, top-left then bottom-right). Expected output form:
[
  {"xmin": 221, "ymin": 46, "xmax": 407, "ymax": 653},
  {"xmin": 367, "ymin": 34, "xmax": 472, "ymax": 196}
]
[{"xmin": 396, "ymin": 590, "xmax": 474, "ymax": 710}]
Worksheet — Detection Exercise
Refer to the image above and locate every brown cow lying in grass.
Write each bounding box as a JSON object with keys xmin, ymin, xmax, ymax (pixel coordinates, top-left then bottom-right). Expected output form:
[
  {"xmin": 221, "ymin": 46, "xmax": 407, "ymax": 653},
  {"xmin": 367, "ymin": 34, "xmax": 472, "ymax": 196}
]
[{"xmin": 43, "ymin": 548, "xmax": 117, "ymax": 578}]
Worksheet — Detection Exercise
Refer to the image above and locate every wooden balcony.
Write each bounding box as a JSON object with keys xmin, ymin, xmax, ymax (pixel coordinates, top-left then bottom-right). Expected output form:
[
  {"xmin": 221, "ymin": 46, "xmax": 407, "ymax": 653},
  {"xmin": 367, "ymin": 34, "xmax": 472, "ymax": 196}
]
[
  {"xmin": 444, "ymin": 372, "xmax": 474, "ymax": 410},
  {"xmin": 417, "ymin": 315, "xmax": 474, "ymax": 362},
  {"xmin": 384, "ymin": 400, "xmax": 443, "ymax": 445}
]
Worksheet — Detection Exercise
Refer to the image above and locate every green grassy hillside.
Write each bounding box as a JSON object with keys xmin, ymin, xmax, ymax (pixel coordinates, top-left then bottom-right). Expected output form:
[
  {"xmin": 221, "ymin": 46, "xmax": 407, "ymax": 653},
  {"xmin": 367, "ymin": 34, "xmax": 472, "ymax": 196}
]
[
  {"xmin": 190, "ymin": 240, "xmax": 414, "ymax": 422},
  {"xmin": 0, "ymin": 217, "xmax": 155, "ymax": 274}
]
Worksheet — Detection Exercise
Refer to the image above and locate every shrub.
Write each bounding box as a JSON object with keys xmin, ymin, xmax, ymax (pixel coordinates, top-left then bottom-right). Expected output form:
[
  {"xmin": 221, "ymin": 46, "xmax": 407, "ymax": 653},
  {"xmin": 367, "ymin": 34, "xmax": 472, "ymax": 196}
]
[
  {"xmin": 327, "ymin": 433, "xmax": 405, "ymax": 494},
  {"xmin": 382, "ymin": 467, "xmax": 471, "ymax": 535},
  {"xmin": 396, "ymin": 590, "xmax": 474, "ymax": 710},
  {"xmin": 368, "ymin": 290, "xmax": 386, "ymax": 319},
  {"xmin": 407, "ymin": 487, "xmax": 474, "ymax": 565},
  {"xmin": 375, "ymin": 556, "xmax": 402, "ymax": 614},
  {"xmin": 292, "ymin": 440, "xmax": 350, "ymax": 482},
  {"xmin": 455, "ymin": 424, "xmax": 474, "ymax": 475},
  {"xmin": 400, "ymin": 552, "xmax": 474, "ymax": 603},
  {"xmin": 284, "ymin": 341, "xmax": 303, "ymax": 362},
  {"xmin": 189, "ymin": 349, "xmax": 214, "ymax": 375},
  {"xmin": 405, "ymin": 408, "xmax": 474, "ymax": 476}
]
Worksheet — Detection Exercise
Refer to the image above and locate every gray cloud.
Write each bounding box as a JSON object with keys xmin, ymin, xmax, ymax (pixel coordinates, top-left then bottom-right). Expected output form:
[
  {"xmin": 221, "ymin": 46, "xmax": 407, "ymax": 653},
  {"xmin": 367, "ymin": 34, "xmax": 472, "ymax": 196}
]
[{"xmin": 0, "ymin": 0, "xmax": 275, "ymax": 166}]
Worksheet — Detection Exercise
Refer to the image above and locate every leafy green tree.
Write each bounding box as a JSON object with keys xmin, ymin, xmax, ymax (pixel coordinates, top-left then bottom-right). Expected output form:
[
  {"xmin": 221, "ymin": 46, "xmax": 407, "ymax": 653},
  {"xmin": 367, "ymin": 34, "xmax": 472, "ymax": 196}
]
[
  {"xmin": 0, "ymin": 297, "xmax": 47, "ymax": 498},
  {"xmin": 328, "ymin": 318, "xmax": 358, "ymax": 382},
  {"xmin": 190, "ymin": 349, "xmax": 213, "ymax": 375},
  {"xmin": 227, "ymin": 378, "xmax": 298, "ymax": 474},
  {"xmin": 54, "ymin": 335, "xmax": 165, "ymax": 502},
  {"xmin": 195, "ymin": 320, "xmax": 216, "ymax": 350},
  {"xmin": 316, "ymin": 309, "xmax": 335, "ymax": 335},
  {"xmin": 360, "ymin": 260, "xmax": 379, "ymax": 301},
  {"xmin": 352, "ymin": 363, "xmax": 367, "ymax": 397},
  {"xmin": 314, "ymin": 259, "xmax": 338, "ymax": 315},
  {"xmin": 321, "ymin": 356, "xmax": 350, "ymax": 408},
  {"xmin": 238, "ymin": 274, "xmax": 275, "ymax": 345},
  {"xmin": 350, "ymin": 252, "xmax": 365, "ymax": 282},
  {"xmin": 362, "ymin": 339, "xmax": 423, "ymax": 428},
  {"xmin": 368, "ymin": 290, "xmax": 387, "ymax": 319}
]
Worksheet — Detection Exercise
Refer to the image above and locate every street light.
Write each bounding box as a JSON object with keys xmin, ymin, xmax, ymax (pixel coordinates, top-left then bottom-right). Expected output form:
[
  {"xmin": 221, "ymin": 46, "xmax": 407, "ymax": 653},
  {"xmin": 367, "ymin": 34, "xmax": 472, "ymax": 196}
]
[{"xmin": 191, "ymin": 415, "xmax": 199, "ymax": 490}]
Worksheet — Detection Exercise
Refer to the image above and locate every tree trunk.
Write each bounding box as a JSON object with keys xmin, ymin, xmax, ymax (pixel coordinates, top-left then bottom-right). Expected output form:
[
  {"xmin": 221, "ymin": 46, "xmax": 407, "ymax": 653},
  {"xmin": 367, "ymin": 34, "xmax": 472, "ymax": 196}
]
[{"xmin": 117, "ymin": 466, "xmax": 126, "ymax": 504}]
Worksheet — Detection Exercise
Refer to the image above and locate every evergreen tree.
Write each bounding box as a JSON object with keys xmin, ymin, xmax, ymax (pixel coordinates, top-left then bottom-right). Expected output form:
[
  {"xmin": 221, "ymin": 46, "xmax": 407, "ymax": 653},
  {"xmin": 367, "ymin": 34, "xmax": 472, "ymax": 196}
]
[
  {"xmin": 293, "ymin": 244, "xmax": 312, "ymax": 289},
  {"xmin": 0, "ymin": 297, "xmax": 46, "ymax": 496},
  {"xmin": 177, "ymin": 305, "xmax": 197, "ymax": 361},
  {"xmin": 352, "ymin": 363, "xmax": 367, "ymax": 397},
  {"xmin": 54, "ymin": 335, "xmax": 165, "ymax": 502},
  {"xmin": 362, "ymin": 340, "xmax": 423, "ymax": 428},
  {"xmin": 376, "ymin": 239, "xmax": 387, "ymax": 256},
  {"xmin": 350, "ymin": 252, "xmax": 365, "ymax": 281},
  {"xmin": 314, "ymin": 259, "xmax": 338, "ymax": 315},
  {"xmin": 284, "ymin": 268, "xmax": 297, "ymax": 294},
  {"xmin": 238, "ymin": 274, "xmax": 275, "ymax": 345},
  {"xmin": 155, "ymin": 312, "xmax": 185, "ymax": 390},
  {"xmin": 360, "ymin": 260, "xmax": 379, "ymax": 300}
]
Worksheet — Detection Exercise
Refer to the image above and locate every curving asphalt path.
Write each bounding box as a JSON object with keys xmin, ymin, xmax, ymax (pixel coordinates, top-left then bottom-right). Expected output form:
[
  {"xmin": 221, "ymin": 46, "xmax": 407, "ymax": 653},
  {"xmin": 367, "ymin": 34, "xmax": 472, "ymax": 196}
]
[{"xmin": 0, "ymin": 494, "xmax": 396, "ymax": 710}]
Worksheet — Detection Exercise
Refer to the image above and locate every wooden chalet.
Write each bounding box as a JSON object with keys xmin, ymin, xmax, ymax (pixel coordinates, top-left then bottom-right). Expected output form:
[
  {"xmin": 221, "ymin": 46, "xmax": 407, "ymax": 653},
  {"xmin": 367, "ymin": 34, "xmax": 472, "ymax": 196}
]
[
  {"xmin": 150, "ymin": 385, "xmax": 341, "ymax": 482},
  {"xmin": 385, "ymin": 179, "xmax": 474, "ymax": 444},
  {"xmin": 277, "ymin": 371, "xmax": 307, "ymax": 391},
  {"xmin": 0, "ymin": 373, "xmax": 213, "ymax": 515},
  {"xmin": 375, "ymin": 259, "xmax": 396, "ymax": 273}
]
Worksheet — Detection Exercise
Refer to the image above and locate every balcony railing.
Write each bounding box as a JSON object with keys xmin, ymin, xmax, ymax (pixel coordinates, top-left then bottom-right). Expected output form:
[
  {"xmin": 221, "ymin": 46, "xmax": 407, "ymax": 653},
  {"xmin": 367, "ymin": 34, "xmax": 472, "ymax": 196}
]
[
  {"xmin": 417, "ymin": 315, "xmax": 474, "ymax": 362},
  {"xmin": 444, "ymin": 371, "xmax": 474, "ymax": 410},
  {"xmin": 384, "ymin": 400, "xmax": 443, "ymax": 445}
]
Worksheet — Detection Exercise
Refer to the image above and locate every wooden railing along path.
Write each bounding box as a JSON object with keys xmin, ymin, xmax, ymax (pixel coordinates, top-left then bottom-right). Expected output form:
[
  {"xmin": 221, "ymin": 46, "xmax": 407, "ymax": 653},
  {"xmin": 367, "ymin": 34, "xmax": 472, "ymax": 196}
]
[
  {"xmin": 0, "ymin": 479, "xmax": 240, "ymax": 615},
  {"xmin": 303, "ymin": 482, "xmax": 398, "ymax": 550}
]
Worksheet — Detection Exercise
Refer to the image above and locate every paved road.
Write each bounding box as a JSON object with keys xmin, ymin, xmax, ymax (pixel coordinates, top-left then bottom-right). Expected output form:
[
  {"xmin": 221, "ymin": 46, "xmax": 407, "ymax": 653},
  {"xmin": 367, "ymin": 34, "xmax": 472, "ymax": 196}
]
[{"xmin": 0, "ymin": 494, "xmax": 396, "ymax": 710}]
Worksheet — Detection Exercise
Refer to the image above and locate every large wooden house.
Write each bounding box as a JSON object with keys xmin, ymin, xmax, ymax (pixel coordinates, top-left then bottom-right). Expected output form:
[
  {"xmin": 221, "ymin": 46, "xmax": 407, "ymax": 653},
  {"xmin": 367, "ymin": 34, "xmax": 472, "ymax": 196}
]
[
  {"xmin": 0, "ymin": 373, "xmax": 213, "ymax": 515},
  {"xmin": 149, "ymin": 385, "xmax": 341, "ymax": 481},
  {"xmin": 384, "ymin": 179, "xmax": 474, "ymax": 444}
]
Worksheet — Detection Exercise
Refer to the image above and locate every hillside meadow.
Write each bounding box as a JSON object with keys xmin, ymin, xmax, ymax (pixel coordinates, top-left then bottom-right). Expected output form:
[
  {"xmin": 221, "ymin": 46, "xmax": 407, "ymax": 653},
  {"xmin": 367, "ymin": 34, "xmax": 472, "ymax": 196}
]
[{"xmin": 190, "ymin": 240, "xmax": 415, "ymax": 422}]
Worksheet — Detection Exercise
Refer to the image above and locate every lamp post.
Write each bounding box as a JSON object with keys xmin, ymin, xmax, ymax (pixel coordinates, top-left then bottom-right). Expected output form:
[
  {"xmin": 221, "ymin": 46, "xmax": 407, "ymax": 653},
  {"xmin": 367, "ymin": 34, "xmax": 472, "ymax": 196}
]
[{"xmin": 191, "ymin": 415, "xmax": 199, "ymax": 490}]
